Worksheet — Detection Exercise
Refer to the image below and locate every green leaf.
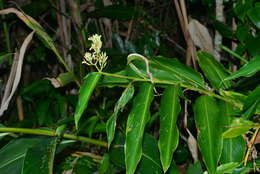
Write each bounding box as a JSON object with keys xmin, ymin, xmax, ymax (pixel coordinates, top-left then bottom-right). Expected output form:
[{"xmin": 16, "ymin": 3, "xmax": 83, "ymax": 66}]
[
  {"xmin": 0, "ymin": 53, "xmax": 12, "ymax": 65},
  {"xmin": 234, "ymin": 0, "xmax": 253, "ymax": 22},
  {"xmin": 127, "ymin": 54, "xmax": 180, "ymax": 83},
  {"xmin": 222, "ymin": 118, "xmax": 257, "ymax": 138},
  {"xmin": 106, "ymin": 85, "xmax": 135, "ymax": 148},
  {"xmin": 216, "ymin": 162, "xmax": 240, "ymax": 174},
  {"xmin": 242, "ymin": 85, "xmax": 260, "ymax": 119},
  {"xmin": 158, "ymin": 85, "xmax": 180, "ymax": 172},
  {"xmin": 99, "ymin": 70, "xmax": 130, "ymax": 87},
  {"xmin": 166, "ymin": 161, "xmax": 181, "ymax": 174},
  {"xmin": 197, "ymin": 51, "xmax": 231, "ymax": 89},
  {"xmin": 224, "ymin": 56, "xmax": 260, "ymax": 81},
  {"xmin": 187, "ymin": 162, "xmax": 203, "ymax": 174},
  {"xmin": 194, "ymin": 95, "xmax": 223, "ymax": 174},
  {"xmin": 219, "ymin": 101, "xmax": 246, "ymax": 164},
  {"xmin": 137, "ymin": 134, "xmax": 163, "ymax": 174},
  {"xmin": 152, "ymin": 56, "xmax": 205, "ymax": 88},
  {"xmin": 221, "ymin": 136, "xmax": 245, "ymax": 164},
  {"xmin": 213, "ymin": 21, "xmax": 233, "ymax": 39},
  {"xmin": 22, "ymin": 137, "xmax": 58, "ymax": 174},
  {"xmin": 203, "ymin": 162, "xmax": 240, "ymax": 174},
  {"xmin": 247, "ymin": 7, "xmax": 260, "ymax": 29},
  {"xmin": 127, "ymin": 54, "xmax": 205, "ymax": 89},
  {"xmin": 99, "ymin": 153, "xmax": 110, "ymax": 174},
  {"xmin": 0, "ymin": 137, "xmax": 50, "ymax": 174},
  {"xmin": 0, "ymin": 8, "xmax": 70, "ymax": 71},
  {"xmin": 125, "ymin": 83, "xmax": 154, "ymax": 174},
  {"xmin": 74, "ymin": 72, "xmax": 101, "ymax": 129}
]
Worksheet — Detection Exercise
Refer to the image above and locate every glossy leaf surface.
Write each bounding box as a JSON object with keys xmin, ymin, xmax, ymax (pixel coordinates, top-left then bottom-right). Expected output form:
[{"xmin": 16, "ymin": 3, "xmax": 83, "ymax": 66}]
[
  {"xmin": 22, "ymin": 137, "xmax": 58, "ymax": 174},
  {"xmin": 197, "ymin": 51, "xmax": 231, "ymax": 89},
  {"xmin": 158, "ymin": 85, "xmax": 181, "ymax": 172},
  {"xmin": 222, "ymin": 118, "xmax": 257, "ymax": 138},
  {"xmin": 74, "ymin": 72, "xmax": 101, "ymax": 129},
  {"xmin": 0, "ymin": 137, "xmax": 55, "ymax": 174},
  {"xmin": 127, "ymin": 54, "xmax": 205, "ymax": 89},
  {"xmin": 125, "ymin": 83, "xmax": 154, "ymax": 174},
  {"xmin": 194, "ymin": 96, "xmax": 223, "ymax": 174},
  {"xmin": 106, "ymin": 85, "xmax": 135, "ymax": 148},
  {"xmin": 224, "ymin": 56, "xmax": 260, "ymax": 81},
  {"xmin": 136, "ymin": 134, "xmax": 163, "ymax": 174},
  {"xmin": 219, "ymin": 101, "xmax": 246, "ymax": 164}
]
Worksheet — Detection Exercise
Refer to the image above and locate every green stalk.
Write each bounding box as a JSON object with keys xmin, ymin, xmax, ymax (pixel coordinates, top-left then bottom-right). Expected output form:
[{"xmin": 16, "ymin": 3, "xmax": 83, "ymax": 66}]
[
  {"xmin": 220, "ymin": 45, "xmax": 248, "ymax": 63},
  {"xmin": 99, "ymin": 72, "xmax": 243, "ymax": 109},
  {"xmin": 0, "ymin": 127, "xmax": 107, "ymax": 147}
]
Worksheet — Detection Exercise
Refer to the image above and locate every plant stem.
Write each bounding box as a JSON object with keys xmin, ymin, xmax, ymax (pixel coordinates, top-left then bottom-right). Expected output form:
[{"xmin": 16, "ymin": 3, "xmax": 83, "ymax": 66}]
[
  {"xmin": 220, "ymin": 45, "xmax": 248, "ymax": 63},
  {"xmin": 99, "ymin": 72, "xmax": 242, "ymax": 109},
  {"xmin": 0, "ymin": 127, "xmax": 107, "ymax": 147},
  {"xmin": 244, "ymin": 127, "xmax": 260, "ymax": 166}
]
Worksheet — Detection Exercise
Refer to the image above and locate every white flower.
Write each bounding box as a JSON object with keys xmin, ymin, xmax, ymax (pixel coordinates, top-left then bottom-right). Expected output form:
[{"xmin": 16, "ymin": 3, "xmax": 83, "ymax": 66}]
[
  {"xmin": 82, "ymin": 34, "xmax": 108, "ymax": 71},
  {"xmin": 88, "ymin": 34, "xmax": 102, "ymax": 53}
]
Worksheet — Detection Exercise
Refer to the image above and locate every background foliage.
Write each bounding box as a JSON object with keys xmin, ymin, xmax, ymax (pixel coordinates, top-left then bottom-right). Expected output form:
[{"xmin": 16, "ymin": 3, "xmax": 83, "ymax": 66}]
[{"xmin": 0, "ymin": 0, "xmax": 259, "ymax": 174}]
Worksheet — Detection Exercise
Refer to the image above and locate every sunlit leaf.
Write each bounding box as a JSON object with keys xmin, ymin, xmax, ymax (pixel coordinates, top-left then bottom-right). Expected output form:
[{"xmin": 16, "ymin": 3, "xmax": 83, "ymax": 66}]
[
  {"xmin": 158, "ymin": 85, "xmax": 180, "ymax": 172},
  {"xmin": 224, "ymin": 56, "xmax": 260, "ymax": 81},
  {"xmin": 197, "ymin": 51, "xmax": 231, "ymax": 89},
  {"xmin": 125, "ymin": 83, "xmax": 154, "ymax": 174},
  {"xmin": 222, "ymin": 118, "xmax": 257, "ymax": 138},
  {"xmin": 127, "ymin": 54, "xmax": 205, "ymax": 89},
  {"xmin": 74, "ymin": 72, "xmax": 101, "ymax": 129},
  {"xmin": 194, "ymin": 95, "xmax": 223, "ymax": 174},
  {"xmin": 106, "ymin": 85, "xmax": 135, "ymax": 148},
  {"xmin": 203, "ymin": 162, "xmax": 240, "ymax": 174},
  {"xmin": 219, "ymin": 101, "xmax": 246, "ymax": 164}
]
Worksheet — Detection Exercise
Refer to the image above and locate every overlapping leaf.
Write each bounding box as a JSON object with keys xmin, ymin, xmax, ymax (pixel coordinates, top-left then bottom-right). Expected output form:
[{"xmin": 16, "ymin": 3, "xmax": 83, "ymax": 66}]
[
  {"xmin": 0, "ymin": 8, "xmax": 70, "ymax": 72},
  {"xmin": 0, "ymin": 137, "xmax": 57, "ymax": 174},
  {"xmin": 219, "ymin": 101, "xmax": 246, "ymax": 164},
  {"xmin": 158, "ymin": 85, "xmax": 181, "ymax": 172},
  {"xmin": 74, "ymin": 72, "xmax": 101, "ymax": 129},
  {"xmin": 106, "ymin": 85, "xmax": 135, "ymax": 148},
  {"xmin": 194, "ymin": 96, "xmax": 223, "ymax": 174},
  {"xmin": 127, "ymin": 54, "xmax": 205, "ymax": 89},
  {"xmin": 224, "ymin": 56, "xmax": 260, "ymax": 81},
  {"xmin": 125, "ymin": 83, "xmax": 154, "ymax": 174},
  {"xmin": 197, "ymin": 51, "xmax": 231, "ymax": 89}
]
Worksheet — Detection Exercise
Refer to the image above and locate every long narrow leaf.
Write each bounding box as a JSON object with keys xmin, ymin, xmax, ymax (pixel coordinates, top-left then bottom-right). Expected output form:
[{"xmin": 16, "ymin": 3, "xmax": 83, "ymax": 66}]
[
  {"xmin": 125, "ymin": 83, "xmax": 154, "ymax": 174},
  {"xmin": 194, "ymin": 96, "xmax": 223, "ymax": 174},
  {"xmin": 219, "ymin": 101, "xmax": 246, "ymax": 164},
  {"xmin": 0, "ymin": 32, "xmax": 34, "ymax": 116},
  {"xmin": 158, "ymin": 85, "xmax": 181, "ymax": 172},
  {"xmin": 224, "ymin": 56, "xmax": 260, "ymax": 81},
  {"xmin": 0, "ymin": 8, "xmax": 70, "ymax": 72},
  {"xmin": 74, "ymin": 72, "xmax": 101, "ymax": 129},
  {"xmin": 21, "ymin": 137, "xmax": 58, "ymax": 174},
  {"xmin": 106, "ymin": 85, "xmax": 135, "ymax": 148},
  {"xmin": 197, "ymin": 51, "xmax": 231, "ymax": 89},
  {"xmin": 127, "ymin": 54, "xmax": 205, "ymax": 89}
]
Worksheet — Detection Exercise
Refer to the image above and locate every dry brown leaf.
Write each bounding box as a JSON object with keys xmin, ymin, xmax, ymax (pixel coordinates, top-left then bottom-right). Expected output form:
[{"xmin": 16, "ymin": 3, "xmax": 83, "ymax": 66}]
[
  {"xmin": 187, "ymin": 128, "xmax": 199, "ymax": 162},
  {"xmin": 188, "ymin": 19, "xmax": 214, "ymax": 54},
  {"xmin": 0, "ymin": 32, "xmax": 34, "ymax": 116}
]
